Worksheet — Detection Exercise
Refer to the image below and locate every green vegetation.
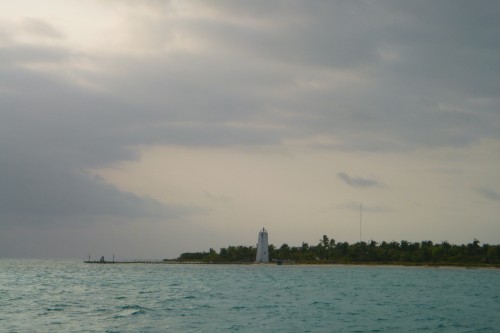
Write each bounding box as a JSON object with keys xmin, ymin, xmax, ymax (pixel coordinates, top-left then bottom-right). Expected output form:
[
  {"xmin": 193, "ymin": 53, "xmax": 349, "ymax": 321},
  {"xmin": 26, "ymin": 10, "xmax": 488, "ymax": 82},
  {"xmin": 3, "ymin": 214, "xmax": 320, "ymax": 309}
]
[{"xmin": 176, "ymin": 236, "xmax": 500, "ymax": 266}]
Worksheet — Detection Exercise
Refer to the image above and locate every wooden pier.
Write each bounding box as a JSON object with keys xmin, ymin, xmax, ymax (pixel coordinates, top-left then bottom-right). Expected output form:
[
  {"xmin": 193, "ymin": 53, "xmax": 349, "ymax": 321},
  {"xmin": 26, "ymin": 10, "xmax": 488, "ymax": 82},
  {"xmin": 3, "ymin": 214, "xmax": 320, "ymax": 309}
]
[{"xmin": 84, "ymin": 260, "xmax": 167, "ymax": 264}]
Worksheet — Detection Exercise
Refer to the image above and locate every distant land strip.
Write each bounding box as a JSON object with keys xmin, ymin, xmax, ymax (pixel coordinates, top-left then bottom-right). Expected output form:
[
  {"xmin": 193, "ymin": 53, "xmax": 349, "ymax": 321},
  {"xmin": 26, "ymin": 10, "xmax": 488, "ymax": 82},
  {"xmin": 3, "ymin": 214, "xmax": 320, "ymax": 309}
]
[
  {"xmin": 85, "ymin": 236, "xmax": 500, "ymax": 267},
  {"xmin": 172, "ymin": 236, "xmax": 500, "ymax": 267}
]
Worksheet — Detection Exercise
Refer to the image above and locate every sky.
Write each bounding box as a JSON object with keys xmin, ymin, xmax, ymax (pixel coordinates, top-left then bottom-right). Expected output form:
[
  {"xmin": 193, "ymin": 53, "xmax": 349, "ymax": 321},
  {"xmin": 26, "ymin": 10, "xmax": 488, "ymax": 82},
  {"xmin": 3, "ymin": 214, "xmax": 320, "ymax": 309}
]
[{"xmin": 1, "ymin": 1, "xmax": 499, "ymax": 259}]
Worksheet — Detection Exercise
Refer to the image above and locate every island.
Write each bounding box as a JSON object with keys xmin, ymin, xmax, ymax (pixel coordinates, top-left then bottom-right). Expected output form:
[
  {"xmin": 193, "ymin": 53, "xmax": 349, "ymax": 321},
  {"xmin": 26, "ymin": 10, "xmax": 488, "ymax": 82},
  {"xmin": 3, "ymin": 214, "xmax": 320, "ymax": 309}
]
[{"xmin": 173, "ymin": 235, "xmax": 500, "ymax": 267}]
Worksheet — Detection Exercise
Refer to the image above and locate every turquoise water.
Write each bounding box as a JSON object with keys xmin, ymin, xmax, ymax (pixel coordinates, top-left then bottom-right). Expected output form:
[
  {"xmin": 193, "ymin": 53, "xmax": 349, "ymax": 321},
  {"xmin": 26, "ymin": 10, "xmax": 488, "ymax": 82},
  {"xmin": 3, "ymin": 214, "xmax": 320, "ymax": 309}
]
[{"xmin": 1, "ymin": 260, "xmax": 499, "ymax": 332}]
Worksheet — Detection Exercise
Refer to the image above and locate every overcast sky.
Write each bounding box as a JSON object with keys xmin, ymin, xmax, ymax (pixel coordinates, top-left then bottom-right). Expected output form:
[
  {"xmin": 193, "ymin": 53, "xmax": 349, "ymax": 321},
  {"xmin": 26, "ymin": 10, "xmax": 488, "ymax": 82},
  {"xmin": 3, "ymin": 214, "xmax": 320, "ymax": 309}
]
[{"xmin": 1, "ymin": 1, "xmax": 499, "ymax": 259}]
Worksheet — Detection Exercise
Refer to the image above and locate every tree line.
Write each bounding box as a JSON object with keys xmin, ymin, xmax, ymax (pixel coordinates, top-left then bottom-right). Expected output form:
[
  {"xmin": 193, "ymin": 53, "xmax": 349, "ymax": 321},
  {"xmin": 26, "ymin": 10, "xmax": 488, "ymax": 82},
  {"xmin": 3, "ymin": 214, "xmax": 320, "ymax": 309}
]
[{"xmin": 175, "ymin": 235, "xmax": 500, "ymax": 266}]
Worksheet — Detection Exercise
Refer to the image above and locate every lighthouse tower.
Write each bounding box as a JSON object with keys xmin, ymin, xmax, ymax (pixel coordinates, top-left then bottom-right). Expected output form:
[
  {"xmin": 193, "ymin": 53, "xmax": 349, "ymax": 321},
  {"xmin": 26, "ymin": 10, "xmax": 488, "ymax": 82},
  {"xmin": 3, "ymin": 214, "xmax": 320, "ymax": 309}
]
[{"xmin": 255, "ymin": 228, "xmax": 269, "ymax": 263}]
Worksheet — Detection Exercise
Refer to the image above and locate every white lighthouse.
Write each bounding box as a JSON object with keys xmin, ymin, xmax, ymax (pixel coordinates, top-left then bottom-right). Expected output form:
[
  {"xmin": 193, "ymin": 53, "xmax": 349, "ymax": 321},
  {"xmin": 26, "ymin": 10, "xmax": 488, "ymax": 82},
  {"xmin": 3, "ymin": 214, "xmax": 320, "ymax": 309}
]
[{"xmin": 255, "ymin": 228, "xmax": 269, "ymax": 263}]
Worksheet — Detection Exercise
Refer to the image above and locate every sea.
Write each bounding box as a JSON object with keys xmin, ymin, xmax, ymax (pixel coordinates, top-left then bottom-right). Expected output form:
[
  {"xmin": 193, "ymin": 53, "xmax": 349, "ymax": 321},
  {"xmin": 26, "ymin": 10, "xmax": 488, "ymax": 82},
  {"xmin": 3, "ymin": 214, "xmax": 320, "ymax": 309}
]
[{"xmin": 1, "ymin": 259, "xmax": 499, "ymax": 332}]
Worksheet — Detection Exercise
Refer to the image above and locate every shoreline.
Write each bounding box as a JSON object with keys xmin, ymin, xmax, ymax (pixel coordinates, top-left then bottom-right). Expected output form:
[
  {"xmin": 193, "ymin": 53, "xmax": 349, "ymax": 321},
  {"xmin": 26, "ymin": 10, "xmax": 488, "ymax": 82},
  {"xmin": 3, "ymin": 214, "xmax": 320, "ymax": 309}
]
[
  {"xmin": 84, "ymin": 260, "xmax": 500, "ymax": 269},
  {"xmin": 177, "ymin": 260, "xmax": 500, "ymax": 269}
]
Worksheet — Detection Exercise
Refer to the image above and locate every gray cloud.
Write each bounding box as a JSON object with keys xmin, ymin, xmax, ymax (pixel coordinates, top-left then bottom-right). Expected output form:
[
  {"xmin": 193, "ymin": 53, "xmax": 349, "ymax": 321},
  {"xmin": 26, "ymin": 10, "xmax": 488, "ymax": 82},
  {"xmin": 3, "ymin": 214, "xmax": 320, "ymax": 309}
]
[
  {"xmin": 0, "ymin": 149, "xmax": 202, "ymax": 228},
  {"xmin": 20, "ymin": 18, "xmax": 64, "ymax": 39},
  {"xmin": 477, "ymin": 187, "xmax": 500, "ymax": 202},
  {"xmin": 338, "ymin": 173, "xmax": 381, "ymax": 188},
  {"xmin": 82, "ymin": 1, "xmax": 500, "ymax": 151}
]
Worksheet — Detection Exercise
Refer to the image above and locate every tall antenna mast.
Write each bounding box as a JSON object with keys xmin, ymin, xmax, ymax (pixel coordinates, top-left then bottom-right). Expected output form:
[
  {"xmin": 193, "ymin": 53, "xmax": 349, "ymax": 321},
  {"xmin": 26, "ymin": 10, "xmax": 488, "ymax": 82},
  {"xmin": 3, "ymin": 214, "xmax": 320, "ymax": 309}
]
[{"xmin": 359, "ymin": 202, "xmax": 363, "ymax": 243}]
